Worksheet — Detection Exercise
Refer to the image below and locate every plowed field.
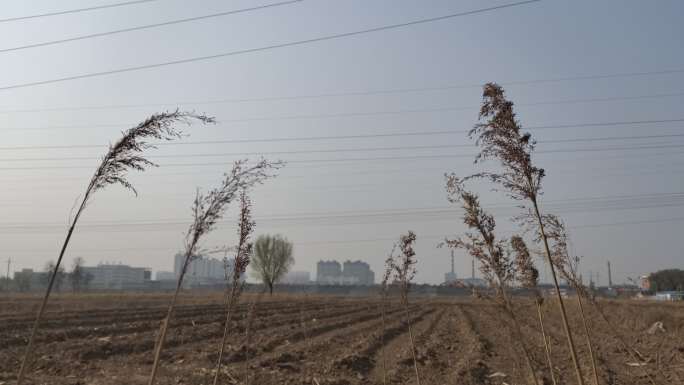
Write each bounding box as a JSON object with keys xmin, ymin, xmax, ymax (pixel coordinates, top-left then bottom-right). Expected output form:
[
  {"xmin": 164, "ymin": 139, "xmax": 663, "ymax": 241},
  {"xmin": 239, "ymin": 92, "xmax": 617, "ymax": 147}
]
[{"xmin": 0, "ymin": 293, "xmax": 682, "ymax": 384}]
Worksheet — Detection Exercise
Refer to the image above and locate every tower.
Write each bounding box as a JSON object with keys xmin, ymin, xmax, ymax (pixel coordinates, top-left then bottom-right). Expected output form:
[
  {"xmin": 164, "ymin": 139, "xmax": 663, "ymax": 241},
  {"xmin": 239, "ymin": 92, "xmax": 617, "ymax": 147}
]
[
  {"xmin": 451, "ymin": 250, "xmax": 455, "ymax": 274},
  {"xmin": 471, "ymin": 257, "xmax": 475, "ymax": 279},
  {"xmin": 607, "ymin": 261, "xmax": 613, "ymax": 287}
]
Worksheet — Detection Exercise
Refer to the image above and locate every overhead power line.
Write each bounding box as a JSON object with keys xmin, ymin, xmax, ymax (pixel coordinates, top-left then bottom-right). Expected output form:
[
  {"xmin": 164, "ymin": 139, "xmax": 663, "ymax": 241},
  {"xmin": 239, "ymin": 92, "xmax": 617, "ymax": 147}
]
[
  {"xmin": 1, "ymin": 117, "xmax": 683, "ymax": 150},
  {"xmin": 2, "ymin": 143, "xmax": 684, "ymax": 170},
  {"xmin": 0, "ymin": 0, "xmax": 540, "ymax": 91},
  {"xmin": 3, "ymin": 137, "xmax": 684, "ymax": 163},
  {"xmin": 0, "ymin": 0, "xmax": 158, "ymax": 23},
  {"xmin": 6, "ymin": 95, "xmax": 684, "ymax": 125},
  {"xmin": 1, "ymin": 89, "xmax": 683, "ymax": 115},
  {"xmin": 0, "ymin": 0, "xmax": 304, "ymax": 54}
]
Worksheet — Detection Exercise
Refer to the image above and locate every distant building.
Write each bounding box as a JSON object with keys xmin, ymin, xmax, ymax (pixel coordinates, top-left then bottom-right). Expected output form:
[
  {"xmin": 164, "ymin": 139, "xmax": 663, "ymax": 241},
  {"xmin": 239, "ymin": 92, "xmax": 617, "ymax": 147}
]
[
  {"xmin": 82, "ymin": 264, "xmax": 151, "ymax": 290},
  {"xmin": 156, "ymin": 271, "xmax": 175, "ymax": 281},
  {"xmin": 13, "ymin": 269, "xmax": 48, "ymax": 291},
  {"xmin": 316, "ymin": 260, "xmax": 341, "ymax": 284},
  {"xmin": 173, "ymin": 253, "xmax": 238, "ymax": 285},
  {"xmin": 280, "ymin": 271, "xmax": 311, "ymax": 285},
  {"xmin": 459, "ymin": 277, "xmax": 488, "ymax": 288},
  {"xmin": 342, "ymin": 260, "xmax": 374, "ymax": 285},
  {"xmin": 316, "ymin": 260, "xmax": 374, "ymax": 285},
  {"xmin": 444, "ymin": 271, "xmax": 458, "ymax": 284},
  {"xmin": 655, "ymin": 291, "xmax": 684, "ymax": 301},
  {"xmin": 639, "ymin": 275, "xmax": 651, "ymax": 291}
]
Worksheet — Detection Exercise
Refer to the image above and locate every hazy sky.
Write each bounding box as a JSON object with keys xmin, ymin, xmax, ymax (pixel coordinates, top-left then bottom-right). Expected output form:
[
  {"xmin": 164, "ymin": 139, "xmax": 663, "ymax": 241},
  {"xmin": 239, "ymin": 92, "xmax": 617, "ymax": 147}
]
[{"xmin": 1, "ymin": 0, "xmax": 683, "ymax": 285}]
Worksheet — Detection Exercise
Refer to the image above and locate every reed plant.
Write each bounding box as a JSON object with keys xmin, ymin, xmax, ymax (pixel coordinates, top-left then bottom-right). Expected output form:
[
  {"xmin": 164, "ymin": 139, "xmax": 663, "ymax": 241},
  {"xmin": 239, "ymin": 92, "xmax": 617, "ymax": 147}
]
[
  {"xmin": 460, "ymin": 83, "xmax": 585, "ymax": 385},
  {"xmin": 444, "ymin": 182, "xmax": 539, "ymax": 385},
  {"xmin": 512, "ymin": 235, "xmax": 557, "ymax": 385},
  {"xmin": 213, "ymin": 189, "xmax": 255, "ymax": 385},
  {"xmin": 17, "ymin": 111, "xmax": 213, "ymax": 385},
  {"xmin": 379, "ymin": 244, "xmax": 397, "ymax": 385},
  {"xmin": 395, "ymin": 231, "xmax": 421, "ymax": 385},
  {"xmin": 545, "ymin": 215, "xmax": 657, "ymax": 385},
  {"xmin": 147, "ymin": 158, "xmax": 282, "ymax": 385}
]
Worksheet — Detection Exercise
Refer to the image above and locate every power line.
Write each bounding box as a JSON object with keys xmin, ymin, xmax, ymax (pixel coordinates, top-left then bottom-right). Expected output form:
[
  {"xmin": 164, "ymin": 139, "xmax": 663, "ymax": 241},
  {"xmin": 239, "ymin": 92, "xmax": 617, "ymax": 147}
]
[
  {"xmin": 1, "ymin": 89, "xmax": 683, "ymax": 116},
  {"xmin": 0, "ymin": 0, "xmax": 158, "ymax": 23},
  {"xmin": 0, "ymin": 0, "xmax": 303, "ymax": 54},
  {"xmin": 3, "ymin": 143, "xmax": 684, "ymax": 171},
  {"xmin": 5, "ymin": 93, "xmax": 684, "ymax": 126},
  {"xmin": 0, "ymin": 0, "xmax": 541, "ymax": 91},
  {"xmin": 1, "ymin": 199, "xmax": 683, "ymax": 233},
  {"xmin": 4, "ymin": 137, "xmax": 684, "ymax": 163},
  {"xmin": 1, "ymin": 117, "xmax": 684, "ymax": 150}
]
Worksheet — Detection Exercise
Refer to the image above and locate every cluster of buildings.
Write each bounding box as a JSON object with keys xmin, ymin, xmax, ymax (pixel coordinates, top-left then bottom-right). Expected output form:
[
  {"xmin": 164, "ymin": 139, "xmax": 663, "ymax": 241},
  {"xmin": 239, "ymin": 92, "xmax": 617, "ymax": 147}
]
[
  {"xmin": 316, "ymin": 260, "xmax": 375, "ymax": 286},
  {"xmin": 12, "ymin": 253, "xmax": 239, "ymax": 292},
  {"xmin": 155, "ymin": 253, "xmax": 239, "ymax": 286}
]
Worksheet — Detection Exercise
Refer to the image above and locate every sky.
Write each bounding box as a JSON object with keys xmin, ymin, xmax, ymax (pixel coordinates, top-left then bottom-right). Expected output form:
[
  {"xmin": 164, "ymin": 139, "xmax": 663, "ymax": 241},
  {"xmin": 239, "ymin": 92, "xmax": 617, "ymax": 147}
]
[{"xmin": 1, "ymin": 0, "xmax": 683, "ymax": 285}]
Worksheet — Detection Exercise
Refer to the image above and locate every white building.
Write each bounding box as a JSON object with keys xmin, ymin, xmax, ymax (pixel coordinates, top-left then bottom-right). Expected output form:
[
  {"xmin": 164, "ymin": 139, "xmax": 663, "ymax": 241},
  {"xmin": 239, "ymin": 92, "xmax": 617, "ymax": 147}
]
[
  {"xmin": 156, "ymin": 271, "xmax": 175, "ymax": 281},
  {"xmin": 81, "ymin": 264, "xmax": 151, "ymax": 290},
  {"xmin": 173, "ymin": 253, "xmax": 240, "ymax": 285}
]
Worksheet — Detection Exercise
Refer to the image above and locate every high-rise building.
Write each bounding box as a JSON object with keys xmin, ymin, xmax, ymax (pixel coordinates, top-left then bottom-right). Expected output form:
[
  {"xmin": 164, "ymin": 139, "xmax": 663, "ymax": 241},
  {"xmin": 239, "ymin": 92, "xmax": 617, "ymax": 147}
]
[
  {"xmin": 316, "ymin": 259, "xmax": 375, "ymax": 285},
  {"xmin": 316, "ymin": 260, "xmax": 341, "ymax": 284},
  {"xmin": 342, "ymin": 260, "xmax": 375, "ymax": 285},
  {"xmin": 173, "ymin": 253, "xmax": 238, "ymax": 285}
]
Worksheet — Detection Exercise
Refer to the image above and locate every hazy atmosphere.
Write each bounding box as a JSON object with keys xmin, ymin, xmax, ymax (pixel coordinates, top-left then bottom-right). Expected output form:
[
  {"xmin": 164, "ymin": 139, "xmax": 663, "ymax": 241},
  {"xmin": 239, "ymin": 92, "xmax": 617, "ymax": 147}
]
[{"xmin": 2, "ymin": 0, "xmax": 683, "ymax": 285}]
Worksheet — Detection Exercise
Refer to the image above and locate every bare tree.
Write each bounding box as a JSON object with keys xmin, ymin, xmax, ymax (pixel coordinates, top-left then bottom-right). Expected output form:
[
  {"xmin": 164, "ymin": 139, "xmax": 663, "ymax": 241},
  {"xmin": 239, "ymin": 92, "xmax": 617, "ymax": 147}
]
[
  {"xmin": 147, "ymin": 158, "xmax": 283, "ymax": 385},
  {"xmin": 512, "ymin": 235, "xmax": 557, "ymax": 385},
  {"xmin": 250, "ymin": 234, "xmax": 294, "ymax": 295},
  {"xmin": 17, "ymin": 110, "xmax": 213, "ymax": 385},
  {"xmin": 457, "ymin": 83, "xmax": 584, "ymax": 385},
  {"xmin": 445, "ymin": 184, "xmax": 538, "ymax": 385},
  {"xmin": 70, "ymin": 257, "xmax": 85, "ymax": 293},
  {"xmin": 43, "ymin": 261, "xmax": 65, "ymax": 293},
  {"xmin": 395, "ymin": 231, "xmax": 421, "ymax": 385},
  {"xmin": 213, "ymin": 189, "xmax": 255, "ymax": 385}
]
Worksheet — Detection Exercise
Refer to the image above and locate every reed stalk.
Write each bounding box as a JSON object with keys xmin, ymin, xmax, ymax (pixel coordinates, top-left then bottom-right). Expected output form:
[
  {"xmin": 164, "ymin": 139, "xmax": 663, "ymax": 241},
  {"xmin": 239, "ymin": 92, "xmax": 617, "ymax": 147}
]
[{"xmin": 16, "ymin": 111, "xmax": 212, "ymax": 385}]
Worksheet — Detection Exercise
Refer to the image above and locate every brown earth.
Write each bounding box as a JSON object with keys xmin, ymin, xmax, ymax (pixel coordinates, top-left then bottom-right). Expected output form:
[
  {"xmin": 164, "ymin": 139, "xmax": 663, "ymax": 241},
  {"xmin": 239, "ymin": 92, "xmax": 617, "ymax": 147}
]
[{"xmin": 0, "ymin": 292, "xmax": 682, "ymax": 385}]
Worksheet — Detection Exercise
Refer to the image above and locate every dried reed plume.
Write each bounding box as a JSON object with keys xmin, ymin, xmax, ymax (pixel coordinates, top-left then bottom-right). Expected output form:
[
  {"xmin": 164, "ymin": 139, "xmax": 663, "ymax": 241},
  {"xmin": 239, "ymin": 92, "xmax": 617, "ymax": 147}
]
[
  {"xmin": 395, "ymin": 231, "xmax": 421, "ymax": 385},
  {"xmin": 213, "ymin": 189, "xmax": 255, "ymax": 385},
  {"xmin": 379, "ymin": 244, "xmax": 397, "ymax": 385},
  {"xmin": 148, "ymin": 158, "xmax": 283, "ymax": 385},
  {"xmin": 460, "ymin": 82, "xmax": 585, "ymax": 385},
  {"xmin": 544, "ymin": 215, "xmax": 660, "ymax": 385},
  {"xmin": 444, "ymin": 183, "xmax": 539, "ymax": 385},
  {"xmin": 17, "ymin": 111, "xmax": 214, "ymax": 385},
  {"xmin": 512, "ymin": 235, "xmax": 557, "ymax": 385}
]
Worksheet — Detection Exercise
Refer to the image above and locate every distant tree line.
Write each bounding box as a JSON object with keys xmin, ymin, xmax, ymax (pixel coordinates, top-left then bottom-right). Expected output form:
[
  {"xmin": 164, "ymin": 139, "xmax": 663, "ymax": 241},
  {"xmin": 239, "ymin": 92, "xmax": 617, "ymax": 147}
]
[{"xmin": 649, "ymin": 269, "xmax": 684, "ymax": 292}]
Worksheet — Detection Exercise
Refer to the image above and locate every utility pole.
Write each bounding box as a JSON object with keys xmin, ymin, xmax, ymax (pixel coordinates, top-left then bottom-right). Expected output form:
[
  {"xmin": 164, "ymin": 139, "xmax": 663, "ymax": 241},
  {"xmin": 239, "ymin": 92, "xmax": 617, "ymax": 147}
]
[{"xmin": 607, "ymin": 261, "xmax": 613, "ymax": 288}]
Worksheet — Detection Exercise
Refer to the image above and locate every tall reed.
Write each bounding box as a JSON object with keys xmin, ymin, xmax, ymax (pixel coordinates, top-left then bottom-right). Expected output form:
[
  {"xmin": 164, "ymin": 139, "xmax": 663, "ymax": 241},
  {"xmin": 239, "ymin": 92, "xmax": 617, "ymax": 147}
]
[
  {"xmin": 460, "ymin": 83, "xmax": 585, "ymax": 385},
  {"xmin": 512, "ymin": 235, "xmax": 557, "ymax": 385},
  {"xmin": 395, "ymin": 231, "xmax": 421, "ymax": 385},
  {"xmin": 213, "ymin": 189, "xmax": 255, "ymax": 385},
  {"xmin": 444, "ymin": 183, "xmax": 539, "ymax": 385},
  {"xmin": 379, "ymin": 244, "xmax": 397, "ymax": 385},
  {"xmin": 16, "ymin": 111, "xmax": 213, "ymax": 385},
  {"xmin": 542, "ymin": 215, "xmax": 600, "ymax": 385},
  {"xmin": 147, "ymin": 158, "xmax": 282, "ymax": 385}
]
